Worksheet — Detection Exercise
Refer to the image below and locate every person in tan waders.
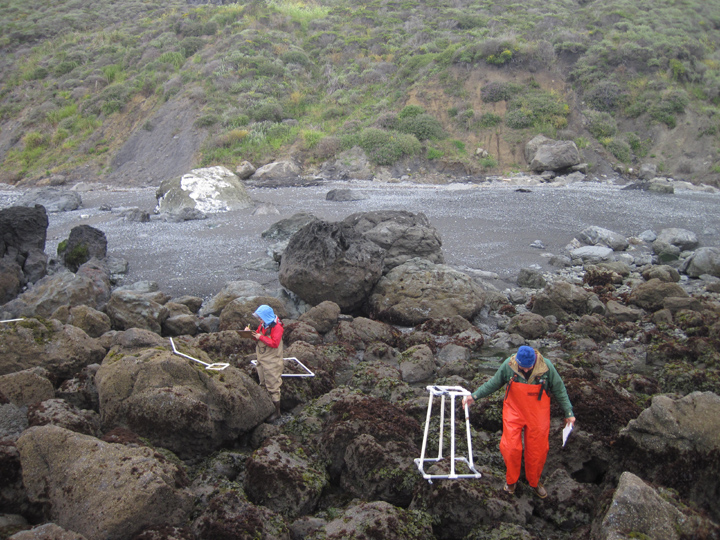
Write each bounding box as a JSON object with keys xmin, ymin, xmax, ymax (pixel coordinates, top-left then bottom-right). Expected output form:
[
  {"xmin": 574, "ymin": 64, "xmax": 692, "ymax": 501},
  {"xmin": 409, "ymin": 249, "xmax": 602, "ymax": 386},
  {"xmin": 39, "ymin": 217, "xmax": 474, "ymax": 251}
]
[
  {"xmin": 462, "ymin": 346, "xmax": 575, "ymax": 498},
  {"xmin": 246, "ymin": 304, "xmax": 284, "ymax": 421}
]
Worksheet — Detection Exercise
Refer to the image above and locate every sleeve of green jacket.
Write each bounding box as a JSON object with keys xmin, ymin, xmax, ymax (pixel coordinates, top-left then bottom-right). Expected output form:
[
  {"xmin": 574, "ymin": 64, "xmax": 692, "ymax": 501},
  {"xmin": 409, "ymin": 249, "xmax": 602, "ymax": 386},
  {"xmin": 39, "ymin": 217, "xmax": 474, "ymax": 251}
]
[
  {"xmin": 544, "ymin": 359, "xmax": 574, "ymax": 418},
  {"xmin": 470, "ymin": 358, "xmax": 513, "ymax": 400}
]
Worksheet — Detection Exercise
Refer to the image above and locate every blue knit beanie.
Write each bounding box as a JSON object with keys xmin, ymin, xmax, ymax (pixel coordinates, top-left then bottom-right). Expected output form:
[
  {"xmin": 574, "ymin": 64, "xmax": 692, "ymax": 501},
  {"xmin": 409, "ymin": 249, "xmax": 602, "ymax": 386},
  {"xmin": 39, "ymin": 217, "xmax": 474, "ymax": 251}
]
[
  {"xmin": 516, "ymin": 346, "xmax": 536, "ymax": 368},
  {"xmin": 253, "ymin": 305, "xmax": 276, "ymax": 326}
]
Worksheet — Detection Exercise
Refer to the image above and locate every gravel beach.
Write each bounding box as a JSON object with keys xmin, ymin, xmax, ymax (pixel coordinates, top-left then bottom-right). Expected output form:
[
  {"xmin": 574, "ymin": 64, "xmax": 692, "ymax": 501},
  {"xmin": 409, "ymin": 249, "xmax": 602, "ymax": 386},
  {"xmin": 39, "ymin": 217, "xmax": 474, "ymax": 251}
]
[{"xmin": 2, "ymin": 179, "xmax": 719, "ymax": 301}]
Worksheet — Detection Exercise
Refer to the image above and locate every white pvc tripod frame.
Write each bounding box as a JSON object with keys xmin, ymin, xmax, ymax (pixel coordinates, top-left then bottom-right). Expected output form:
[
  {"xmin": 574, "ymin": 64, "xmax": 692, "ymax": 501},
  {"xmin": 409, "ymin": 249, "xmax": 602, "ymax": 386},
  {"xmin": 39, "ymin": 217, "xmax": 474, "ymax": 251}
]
[
  {"xmin": 169, "ymin": 338, "xmax": 230, "ymax": 371},
  {"xmin": 414, "ymin": 385, "xmax": 482, "ymax": 483},
  {"xmin": 251, "ymin": 357, "xmax": 315, "ymax": 377},
  {"xmin": 1, "ymin": 318, "xmax": 24, "ymax": 323}
]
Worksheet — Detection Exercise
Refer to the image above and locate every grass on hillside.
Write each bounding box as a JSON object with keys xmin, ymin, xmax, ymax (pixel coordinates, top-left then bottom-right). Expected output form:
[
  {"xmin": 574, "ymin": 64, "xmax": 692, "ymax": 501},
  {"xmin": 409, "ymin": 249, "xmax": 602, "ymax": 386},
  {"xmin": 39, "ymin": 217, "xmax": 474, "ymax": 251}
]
[{"xmin": 1, "ymin": 0, "xmax": 720, "ymax": 182}]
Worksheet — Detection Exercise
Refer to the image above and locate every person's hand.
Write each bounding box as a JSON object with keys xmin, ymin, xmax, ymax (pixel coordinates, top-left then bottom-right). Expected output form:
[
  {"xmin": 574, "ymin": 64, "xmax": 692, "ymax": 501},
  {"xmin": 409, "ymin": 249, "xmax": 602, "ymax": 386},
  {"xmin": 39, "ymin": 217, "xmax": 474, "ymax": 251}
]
[
  {"xmin": 244, "ymin": 326, "xmax": 250, "ymax": 331},
  {"xmin": 251, "ymin": 331, "xmax": 260, "ymax": 340},
  {"xmin": 462, "ymin": 395, "xmax": 475, "ymax": 408},
  {"xmin": 565, "ymin": 416, "xmax": 576, "ymax": 427}
]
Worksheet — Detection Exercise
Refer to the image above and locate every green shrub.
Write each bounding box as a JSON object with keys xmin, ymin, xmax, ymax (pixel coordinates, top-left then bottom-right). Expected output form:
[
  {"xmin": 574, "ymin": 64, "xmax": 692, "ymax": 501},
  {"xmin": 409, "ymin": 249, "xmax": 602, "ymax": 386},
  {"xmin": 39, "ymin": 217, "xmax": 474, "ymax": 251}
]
[
  {"xmin": 54, "ymin": 61, "xmax": 79, "ymax": 76},
  {"xmin": 194, "ymin": 114, "xmax": 220, "ymax": 128},
  {"xmin": 505, "ymin": 109, "xmax": 533, "ymax": 129},
  {"xmin": 604, "ymin": 138, "xmax": 631, "ymax": 163},
  {"xmin": 478, "ymin": 112, "xmax": 502, "ymax": 128},
  {"xmin": 358, "ymin": 128, "xmax": 421, "ymax": 165},
  {"xmin": 281, "ymin": 50, "xmax": 311, "ymax": 66},
  {"xmin": 398, "ymin": 105, "xmax": 425, "ymax": 119},
  {"xmin": 99, "ymin": 83, "xmax": 131, "ymax": 115},
  {"xmin": 396, "ymin": 113, "xmax": 444, "ymax": 140},
  {"xmin": 487, "ymin": 49, "xmax": 513, "ymax": 65},
  {"xmin": 427, "ymin": 147, "xmax": 444, "ymax": 160},
  {"xmin": 180, "ymin": 36, "xmax": 205, "ymax": 58},
  {"xmin": 479, "ymin": 155, "xmax": 498, "ymax": 168},
  {"xmin": 585, "ymin": 81, "xmax": 626, "ymax": 112},
  {"xmin": 159, "ymin": 51, "xmax": 185, "ymax": 69},
  {"xmin": 23, "ymin": 132, "xmax": 48, "ymax": 150},
  {"xmin": 321, "ymin": 106, "xmax": 345, "ymax": 120},
  {"xmin": 481, "ymin": 82, "xmax": 523, "ymax": 103},
  {"xmin": 251, "ymin": 102, "xmax": 284, "ymax": 122},
  {"xmin": 302, "ymin": 129, "xmax": 324, "ymax": 149},
  {"xmin": 47, "ymin": 104, "xmax": 78, "ymax": 126},
  {"xmin": 451, "ymin": 139, "xmax": 466, "ymax": 154},
  {"xmin": 101, "ymin": 64, "xmax": 125, "ymax": 84},
  {"xmin": 26, "ymin": 67, "xmax": 49, "ymax": 81},
  {"xmin": 586, "ymin": 110, "xmax": 617, "ymax": 138}
]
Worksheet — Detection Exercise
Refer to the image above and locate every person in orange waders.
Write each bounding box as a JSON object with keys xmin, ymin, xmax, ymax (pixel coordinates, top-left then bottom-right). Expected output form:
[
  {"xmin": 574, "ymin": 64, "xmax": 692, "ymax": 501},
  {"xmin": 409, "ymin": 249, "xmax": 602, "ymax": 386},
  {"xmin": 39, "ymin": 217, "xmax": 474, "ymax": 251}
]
[{"xmin": 462, "ymin": 346, "xmax": 575, "ymax": 498}]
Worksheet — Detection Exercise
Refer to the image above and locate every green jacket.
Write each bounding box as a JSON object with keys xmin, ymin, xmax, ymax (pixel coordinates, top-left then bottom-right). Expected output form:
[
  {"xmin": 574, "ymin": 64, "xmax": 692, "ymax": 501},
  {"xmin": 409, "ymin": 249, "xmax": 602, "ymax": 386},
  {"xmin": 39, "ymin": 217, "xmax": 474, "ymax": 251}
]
[{"xmin": 471, "ymin": 350, "xmax": 574, "ymax": 418}]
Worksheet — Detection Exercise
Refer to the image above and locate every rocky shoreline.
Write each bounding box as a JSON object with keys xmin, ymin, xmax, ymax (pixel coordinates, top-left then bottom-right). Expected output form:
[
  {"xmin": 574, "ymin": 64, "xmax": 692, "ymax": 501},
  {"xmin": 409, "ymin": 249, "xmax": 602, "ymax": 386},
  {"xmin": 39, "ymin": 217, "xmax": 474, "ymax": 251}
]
[{"xmin": 1, "ymin": 174, "xmax": 720, "ymax": 540}]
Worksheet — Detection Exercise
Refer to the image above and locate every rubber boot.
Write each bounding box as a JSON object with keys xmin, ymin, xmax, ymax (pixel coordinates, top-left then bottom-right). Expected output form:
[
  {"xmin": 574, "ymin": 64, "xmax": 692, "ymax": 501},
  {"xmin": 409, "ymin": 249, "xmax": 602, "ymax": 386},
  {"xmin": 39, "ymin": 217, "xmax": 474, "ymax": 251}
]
[{"xmin": 268, "ymin": 401, "xmax": 281, "ymax": 422}]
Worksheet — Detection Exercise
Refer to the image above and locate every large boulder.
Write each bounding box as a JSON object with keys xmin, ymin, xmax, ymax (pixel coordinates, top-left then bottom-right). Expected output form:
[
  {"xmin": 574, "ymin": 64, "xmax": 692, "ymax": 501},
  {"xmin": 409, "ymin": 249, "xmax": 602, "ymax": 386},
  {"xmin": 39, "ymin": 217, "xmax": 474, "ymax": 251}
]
[
  {"xmin": 592, "ymin": 472, "xmax": 718, "ymax": 540},
  {"xmin": 95, "ymin": 346, "xmax": 274, "ymax": 458},
  {"xmin": 155, "ymin": 166, "xmax": 252, "ymax": 214},
  {"xmin": 0, "ymin": 318, "xmax": 105, "ymax": 378},
  {"xmin": 279, "ymin": 220, "xmax": 385, "ymax": 312},
  {"xmin": 506, "ymin": 312, "xmax": 550, "ymax": 339},
  {"xmin": 529, "ymin": 140, "xmax": 581, "ymax": 172},
  {"xmin": 524, "ymin": 134, "xmax": 553, "ymax": 163},
  {"xmin": 0, "ymin": 260, "xmax": 112, "ymax": 319},
  {"xmin": 16, "ymin": 188, "xmax": 81, "ymax": 213},
  {"xmin": 199, "ymin": 280, "xmax": 271, "ymax": 317},
  {"xmin": 319, "ymin": 146, "xmax": 375, "ymax": 181},
  {"xmin": 682, "ymin": 246, "xmax": 720, "ymax": 278},
  {"xmin": 578, "ymin": 226, "xmax": 629, "ymax": 251},
  {"xmin": 297, "ymin": 300, "xmax": 341, "ymax": 334},
  {"xmin": 59, "ymin": 225, "xmax": 107, "ymax": 272},
  {"xmin": 618, "ymin": 392, "xmax": 720, "ymax": 521},
  {"xmin": 27, "ymin": 398, "xmax": 101, "ymax": 437},
  {"xmin": 261, "ymin": 212, "xmax": 318, "ymax": 241},
  {"xmin": 249, "ymin": 160, "xmax": 302, "ymax": 185},
  {"xmin": 368, "ymin": 258, "xmax": 485, "ymax": 326},
  {"xmin": 244, "ymin": 434, "xmax": 328, "ymax": 519},
  {"xmin": 0, "ymin": 205, "xmax": 48, "ymax": 301},
  {"xmin": 627, "ymin": 278, "xmax": 688, "ymax": 312},
  {"xmin": 654, "ymin": 227, "xmax": 699, "ymax": 251},
  {"xmin": 0, "ymin": 368, "xmax": 54, "ymax": 407},
  {"xmin": 342, "ymin": 210, "xmax": 444, "ymax": 271},
  {"xmin": 398, "ymin": 344, "xmax": 435, "ymax": 383},
  {"xmin": 105, "ymin": 289, "xmax": 169, "ymax": 333},
  {"xmin": 531, "ymin": 281, "xmax": 592, "ymax": 320},
  {"xmin": 16, "ymin": 425, "xmax": 193, "ymax": 540}
]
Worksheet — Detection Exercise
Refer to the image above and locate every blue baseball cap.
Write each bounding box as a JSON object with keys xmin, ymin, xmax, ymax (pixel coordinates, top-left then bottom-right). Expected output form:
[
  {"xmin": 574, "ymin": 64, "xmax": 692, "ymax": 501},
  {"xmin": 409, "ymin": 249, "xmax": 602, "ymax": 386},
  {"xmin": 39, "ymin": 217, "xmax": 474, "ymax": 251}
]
[{"xmin": 516, "ymin": 346, "xmax": 536, "ymax": 368}]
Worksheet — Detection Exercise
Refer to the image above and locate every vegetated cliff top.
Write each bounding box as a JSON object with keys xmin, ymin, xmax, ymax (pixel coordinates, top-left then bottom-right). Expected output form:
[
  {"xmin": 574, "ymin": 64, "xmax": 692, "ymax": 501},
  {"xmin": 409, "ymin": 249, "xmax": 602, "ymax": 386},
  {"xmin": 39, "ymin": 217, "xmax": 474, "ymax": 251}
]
[{"xmin": 1, "ymin": 0, "xmax": 719, "ymax": 187}]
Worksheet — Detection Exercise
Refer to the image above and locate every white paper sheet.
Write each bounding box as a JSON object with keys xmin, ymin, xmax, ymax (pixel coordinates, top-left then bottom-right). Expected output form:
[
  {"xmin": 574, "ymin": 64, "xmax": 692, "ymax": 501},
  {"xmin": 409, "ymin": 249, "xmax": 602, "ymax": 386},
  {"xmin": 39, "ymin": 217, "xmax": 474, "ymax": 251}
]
[{"xmin": 562, "ymin": 424, "xmax": 573, "ymax": 447}]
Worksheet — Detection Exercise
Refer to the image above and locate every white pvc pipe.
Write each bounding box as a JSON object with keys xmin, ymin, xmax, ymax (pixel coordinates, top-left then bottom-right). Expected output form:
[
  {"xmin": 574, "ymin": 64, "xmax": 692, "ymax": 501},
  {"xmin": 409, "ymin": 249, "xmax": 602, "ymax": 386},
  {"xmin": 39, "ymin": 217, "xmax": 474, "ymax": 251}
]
[{"xmin": 414, "ymin": 385, "xmax": 483, "ymax": 483}]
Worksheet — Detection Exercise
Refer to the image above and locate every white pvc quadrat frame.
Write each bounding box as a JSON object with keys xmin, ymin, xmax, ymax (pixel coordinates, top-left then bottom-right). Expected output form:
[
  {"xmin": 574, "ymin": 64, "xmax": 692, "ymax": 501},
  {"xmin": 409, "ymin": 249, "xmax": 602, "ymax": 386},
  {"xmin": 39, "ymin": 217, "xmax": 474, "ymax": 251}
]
[
  {"xmin": 414, "ymin": 385, "xmax": 483, "ymax": 483},
  {"xmin": 250, "ymin": 357, "xmax": 315, "ymax": 378},
  {"xmin": 169, "ymin": 337, "xmax": 230, "ymax": 371}
]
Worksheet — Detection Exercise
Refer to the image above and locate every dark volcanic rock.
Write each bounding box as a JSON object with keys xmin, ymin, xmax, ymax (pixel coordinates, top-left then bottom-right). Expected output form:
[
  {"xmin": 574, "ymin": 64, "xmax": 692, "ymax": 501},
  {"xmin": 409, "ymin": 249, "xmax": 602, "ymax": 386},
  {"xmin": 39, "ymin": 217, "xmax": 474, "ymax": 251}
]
[{"xmin": 279, "ymin": 220, "xmax": 385, "ymax": 312}]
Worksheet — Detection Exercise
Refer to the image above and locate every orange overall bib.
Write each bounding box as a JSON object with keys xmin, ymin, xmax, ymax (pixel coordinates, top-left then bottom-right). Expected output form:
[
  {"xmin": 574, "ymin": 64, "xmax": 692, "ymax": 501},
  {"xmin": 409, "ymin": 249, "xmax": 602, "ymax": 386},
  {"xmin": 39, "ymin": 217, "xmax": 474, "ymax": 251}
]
[{"xmin": 498, "ymin": 378, "xmax": 551, "ymax": 487}]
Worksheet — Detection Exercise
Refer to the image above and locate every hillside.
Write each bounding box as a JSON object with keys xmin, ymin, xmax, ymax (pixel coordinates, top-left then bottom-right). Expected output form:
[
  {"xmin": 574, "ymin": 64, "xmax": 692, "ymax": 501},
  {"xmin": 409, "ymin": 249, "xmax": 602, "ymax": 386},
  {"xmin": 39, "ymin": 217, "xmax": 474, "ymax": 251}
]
[{"xmin": 1, "ymin": 0, "xmax": 720, "ymax": 186}]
